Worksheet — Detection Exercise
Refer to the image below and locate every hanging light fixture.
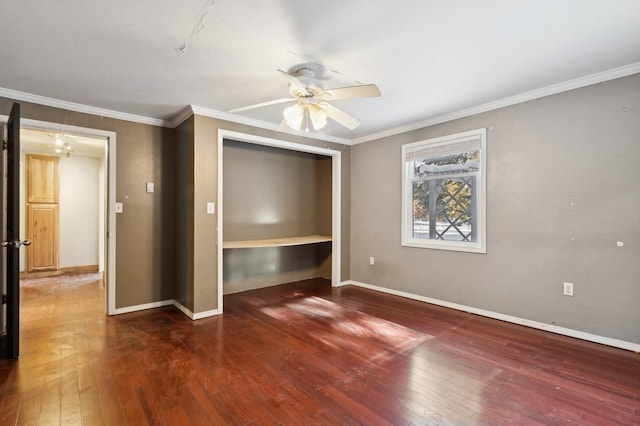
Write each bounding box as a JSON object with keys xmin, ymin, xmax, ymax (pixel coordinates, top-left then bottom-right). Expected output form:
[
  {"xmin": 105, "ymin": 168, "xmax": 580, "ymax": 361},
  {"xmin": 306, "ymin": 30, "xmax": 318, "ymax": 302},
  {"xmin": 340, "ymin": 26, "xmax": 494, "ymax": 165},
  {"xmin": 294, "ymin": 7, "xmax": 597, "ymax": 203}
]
[
  {"xmin": 283, "ymin": 102, "xmax": 328, "ymax": 132},
  {"xmin": 53, "ymin": 134, "xmax": 72, "ymax": 157}
]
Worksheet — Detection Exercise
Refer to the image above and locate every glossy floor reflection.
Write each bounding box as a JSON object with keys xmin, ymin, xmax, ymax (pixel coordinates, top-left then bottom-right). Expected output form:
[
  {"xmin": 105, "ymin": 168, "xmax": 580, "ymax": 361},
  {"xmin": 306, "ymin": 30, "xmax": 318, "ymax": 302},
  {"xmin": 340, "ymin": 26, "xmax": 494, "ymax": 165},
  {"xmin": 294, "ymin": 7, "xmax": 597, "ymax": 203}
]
[{"xmin": 1, "ymin": 275, "xmax": 639, "ymax": 425}]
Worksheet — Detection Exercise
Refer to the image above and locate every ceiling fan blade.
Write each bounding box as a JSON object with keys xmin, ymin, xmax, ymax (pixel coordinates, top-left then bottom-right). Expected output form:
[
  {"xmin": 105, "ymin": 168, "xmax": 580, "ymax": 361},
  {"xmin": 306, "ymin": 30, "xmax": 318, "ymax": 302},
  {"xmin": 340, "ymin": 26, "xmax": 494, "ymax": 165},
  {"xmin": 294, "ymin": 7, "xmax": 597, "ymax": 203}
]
[
  {"xmin": 319, "ymin": 83, "xmax": 381, "ymax": 100},
  {"xmin": 276, "ymin": 119, "xmax": 290, "ymax": 132},
  {"xmin": 323, "ymin": 103, "xmax": 361, "ymax": 130},
  {"xmin": 277, "ymin": 69, "xmax": 306, "ymax": 94},
  {"xmin": 228, "ymin": 97, "xmax": 295, "ymax": 113}
]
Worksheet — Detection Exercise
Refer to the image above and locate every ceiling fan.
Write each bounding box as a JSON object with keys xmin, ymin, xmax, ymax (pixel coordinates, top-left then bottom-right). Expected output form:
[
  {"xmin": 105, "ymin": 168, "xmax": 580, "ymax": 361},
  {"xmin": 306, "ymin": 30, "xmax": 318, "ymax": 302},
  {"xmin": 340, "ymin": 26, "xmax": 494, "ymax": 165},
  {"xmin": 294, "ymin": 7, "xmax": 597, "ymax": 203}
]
[{"xmin": 228, "ymin": 64, "xmax": 381, "ymax": 132}]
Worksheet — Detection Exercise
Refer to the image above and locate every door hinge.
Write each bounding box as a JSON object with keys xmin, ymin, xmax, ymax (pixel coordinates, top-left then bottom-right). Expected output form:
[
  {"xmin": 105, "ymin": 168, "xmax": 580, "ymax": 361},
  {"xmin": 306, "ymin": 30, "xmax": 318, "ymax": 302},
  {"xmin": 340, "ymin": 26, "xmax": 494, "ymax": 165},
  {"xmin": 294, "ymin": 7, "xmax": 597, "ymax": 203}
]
[
  {"xmin": 1, "ymin": 294, "xmax": 6, "ymax": 305},
  {"xmin": 2, "ymin": 139, "xmax": 7, "ymax": 151}
]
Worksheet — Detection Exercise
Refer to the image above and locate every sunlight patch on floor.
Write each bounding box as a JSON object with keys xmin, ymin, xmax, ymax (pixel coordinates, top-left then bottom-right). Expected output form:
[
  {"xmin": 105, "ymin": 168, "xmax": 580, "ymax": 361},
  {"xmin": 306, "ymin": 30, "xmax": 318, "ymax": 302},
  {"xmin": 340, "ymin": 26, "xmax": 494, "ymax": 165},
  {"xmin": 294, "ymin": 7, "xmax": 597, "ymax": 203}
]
[{"xmin": 261, "ymin": 296, "xmax": 431, "ymax": 362}]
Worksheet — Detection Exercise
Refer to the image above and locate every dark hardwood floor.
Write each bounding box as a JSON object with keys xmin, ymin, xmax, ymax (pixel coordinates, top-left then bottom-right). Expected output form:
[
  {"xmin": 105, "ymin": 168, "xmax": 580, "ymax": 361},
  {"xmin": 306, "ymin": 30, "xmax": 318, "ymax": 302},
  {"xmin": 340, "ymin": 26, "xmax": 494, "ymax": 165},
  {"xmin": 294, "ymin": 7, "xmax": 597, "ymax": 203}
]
[{"xmin": 1, "ymin": 274, "xmax": 639, "ymax": 425}]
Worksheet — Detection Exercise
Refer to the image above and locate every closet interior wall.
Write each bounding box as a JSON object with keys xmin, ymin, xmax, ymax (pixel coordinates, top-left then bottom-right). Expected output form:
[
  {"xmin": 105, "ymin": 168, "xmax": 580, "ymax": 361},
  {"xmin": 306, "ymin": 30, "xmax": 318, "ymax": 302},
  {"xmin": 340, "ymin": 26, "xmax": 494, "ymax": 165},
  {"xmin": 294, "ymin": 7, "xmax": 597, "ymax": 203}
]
[{"xmin": 222, "ymin": 139, "xmax": 332, "ymax": 294}]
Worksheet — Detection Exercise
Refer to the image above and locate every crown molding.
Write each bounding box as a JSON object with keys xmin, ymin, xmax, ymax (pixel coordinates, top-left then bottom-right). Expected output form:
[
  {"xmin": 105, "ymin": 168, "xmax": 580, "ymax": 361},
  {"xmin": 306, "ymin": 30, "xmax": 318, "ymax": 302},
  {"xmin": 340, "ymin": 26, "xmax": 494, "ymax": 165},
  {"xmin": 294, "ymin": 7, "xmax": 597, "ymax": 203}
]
[
  {"xmin": 188, "ymin": 105, "xmax": 351, "ymax": 145},
  {"xmin": 168, "ymin": 105, "xmax": 195, "ymax": 128},
  {"xmin": 0, "ymin": 87, "xmax": 170, "ymax": 128},
  {"xmin": 351, "ymin": 61, "xmax": 640, "ymax": 145}
]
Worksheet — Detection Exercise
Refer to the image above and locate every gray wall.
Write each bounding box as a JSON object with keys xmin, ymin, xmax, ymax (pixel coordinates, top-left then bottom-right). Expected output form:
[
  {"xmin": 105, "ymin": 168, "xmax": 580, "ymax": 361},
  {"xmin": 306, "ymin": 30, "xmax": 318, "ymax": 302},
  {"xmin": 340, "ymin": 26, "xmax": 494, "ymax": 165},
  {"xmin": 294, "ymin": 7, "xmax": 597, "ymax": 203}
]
[
  {"xmin": 223, "ymin": 140, "xmax": 332, "ymax": 293},
  {"xmin": 175, "ymin": 116, "xmax": 195, "ymax": 311},
  {"xmin": 350, "ymin": 73, "xmax": 640, "ymax": 344},
  {"xmin": 223, "ymin": 140, "xmax": 331, "ymax": 240}
]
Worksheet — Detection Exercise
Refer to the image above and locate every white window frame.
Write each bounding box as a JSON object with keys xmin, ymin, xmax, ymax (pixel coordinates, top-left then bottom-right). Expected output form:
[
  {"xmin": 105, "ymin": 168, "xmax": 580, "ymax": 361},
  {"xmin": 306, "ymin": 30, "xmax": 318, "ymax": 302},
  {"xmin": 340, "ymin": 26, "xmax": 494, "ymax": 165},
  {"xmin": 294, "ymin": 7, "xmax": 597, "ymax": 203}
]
[{"xmin": 401, "ymin": 128, "xmax": 487, "ymax": 253}]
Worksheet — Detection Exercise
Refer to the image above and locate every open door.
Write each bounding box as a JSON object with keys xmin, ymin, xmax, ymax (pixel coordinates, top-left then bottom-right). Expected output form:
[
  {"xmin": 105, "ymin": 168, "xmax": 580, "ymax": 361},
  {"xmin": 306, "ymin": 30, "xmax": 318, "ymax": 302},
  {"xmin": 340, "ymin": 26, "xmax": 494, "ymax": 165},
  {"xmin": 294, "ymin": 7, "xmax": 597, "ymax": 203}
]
[{"xmin": 0, "ymin": 103, "xmax": 30, "ymax": 359}]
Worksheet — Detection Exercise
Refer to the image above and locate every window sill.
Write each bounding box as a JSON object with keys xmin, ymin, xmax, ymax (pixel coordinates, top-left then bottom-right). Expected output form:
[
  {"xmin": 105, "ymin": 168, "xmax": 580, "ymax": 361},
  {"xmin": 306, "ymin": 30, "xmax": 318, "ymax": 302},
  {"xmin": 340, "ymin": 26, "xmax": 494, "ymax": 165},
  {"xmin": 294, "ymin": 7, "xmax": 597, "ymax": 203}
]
[{"xmin": 402, "ymin": 239, "xmax": 486, "ymax": 254}]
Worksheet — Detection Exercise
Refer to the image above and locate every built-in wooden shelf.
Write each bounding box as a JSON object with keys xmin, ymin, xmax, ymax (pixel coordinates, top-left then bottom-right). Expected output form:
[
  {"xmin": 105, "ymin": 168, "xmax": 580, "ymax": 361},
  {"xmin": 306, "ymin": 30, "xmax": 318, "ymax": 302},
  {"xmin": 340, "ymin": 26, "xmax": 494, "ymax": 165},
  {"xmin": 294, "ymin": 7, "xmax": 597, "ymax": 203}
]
[{"xmin": 223, "ymin": 234, "xmax": 332, "ymax": 249}]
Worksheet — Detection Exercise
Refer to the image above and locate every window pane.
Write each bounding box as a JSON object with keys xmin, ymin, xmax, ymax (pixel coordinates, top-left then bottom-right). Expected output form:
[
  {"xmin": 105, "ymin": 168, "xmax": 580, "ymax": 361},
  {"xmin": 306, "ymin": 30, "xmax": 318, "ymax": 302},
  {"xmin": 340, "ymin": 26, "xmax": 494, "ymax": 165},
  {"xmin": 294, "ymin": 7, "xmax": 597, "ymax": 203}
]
[
  {"xmin": 412, "ymin": 180, "xmax": 429, "ymax": 239},
  {"xmin": 412, "ymin": 177, "xmax": 476, "ymax": 242}
]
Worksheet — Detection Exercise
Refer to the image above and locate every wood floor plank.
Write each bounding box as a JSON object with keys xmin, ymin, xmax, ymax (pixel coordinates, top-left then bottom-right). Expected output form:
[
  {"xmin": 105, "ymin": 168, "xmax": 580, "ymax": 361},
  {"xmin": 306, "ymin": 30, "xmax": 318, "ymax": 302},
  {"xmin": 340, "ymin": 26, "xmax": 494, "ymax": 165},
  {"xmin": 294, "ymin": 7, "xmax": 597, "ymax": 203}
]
[{"xmin": 1, "ymin": 274, "xmax": 639, "ymax": 425}]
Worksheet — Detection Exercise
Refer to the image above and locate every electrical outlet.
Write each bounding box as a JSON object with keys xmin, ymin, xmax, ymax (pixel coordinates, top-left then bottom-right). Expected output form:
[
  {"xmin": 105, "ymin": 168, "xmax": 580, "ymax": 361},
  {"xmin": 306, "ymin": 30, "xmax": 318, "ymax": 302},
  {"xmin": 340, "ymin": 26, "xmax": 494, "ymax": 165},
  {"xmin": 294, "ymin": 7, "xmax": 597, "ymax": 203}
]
[
  {"xmin": 369, "ymin": 256, "xmax": 375, "ymax": 265},
  {"xmin": 563, "ymin": 282, "xmax": 574, "ymax": 296}
]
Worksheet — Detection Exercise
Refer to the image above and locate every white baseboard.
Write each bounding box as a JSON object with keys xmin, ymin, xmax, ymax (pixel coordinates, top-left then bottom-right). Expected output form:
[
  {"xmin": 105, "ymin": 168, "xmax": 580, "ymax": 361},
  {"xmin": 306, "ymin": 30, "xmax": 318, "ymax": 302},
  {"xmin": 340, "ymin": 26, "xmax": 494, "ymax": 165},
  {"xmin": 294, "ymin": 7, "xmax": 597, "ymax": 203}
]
[
  {"xmin": 171, "ymin": 300, "xmax": 194, "ymax": 319},
  {"xmin": 172, "ymin": 300, "xmax": 220, "ymax": 320},
  {"xmin": 112, "ymin": 299, "xmax": 221, "ymax": 320},
  {"xmin": 112, "ymin": 299, "xmax": 174, "ymax": 315},
  {"xmin": 341, "ymin": 280, "xmax": 640, "ymax": 353},
  {"xmin": 192, "ymin": 308, "xmax": 221, "ymax": 320}
]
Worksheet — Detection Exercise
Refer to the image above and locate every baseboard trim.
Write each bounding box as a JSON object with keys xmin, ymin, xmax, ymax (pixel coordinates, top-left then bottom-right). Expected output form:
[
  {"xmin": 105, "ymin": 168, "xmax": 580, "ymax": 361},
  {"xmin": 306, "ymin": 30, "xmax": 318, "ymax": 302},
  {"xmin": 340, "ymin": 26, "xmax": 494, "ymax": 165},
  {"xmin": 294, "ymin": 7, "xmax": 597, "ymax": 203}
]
[
  {"xmin": 20, "ymin": 265, "xmax": 99, "ymax": 279},
  {"xmin": 192, "ymin": 308, "xmax": 221, "ymax": 320},
  {"xmin": 110, "ymin": 298, "xmax": 221, "ymax": 320},
  {"xmin": 60, "ymin": 265, "xmax": 99, "ymax": 275},
  {"xmin": 172, "ymin": 300, "xmax": 220, "ymax": 320},
  {"xmin": 171, "ymin": 300, "xmax": 194, "ymax": 319},
  {"xmin": 342, "ymin": 280, "xmax": 640, "ymax": 353},
  {"xmin": 112, "ymin": 299, "xmax": 174, "ymax": 315}
]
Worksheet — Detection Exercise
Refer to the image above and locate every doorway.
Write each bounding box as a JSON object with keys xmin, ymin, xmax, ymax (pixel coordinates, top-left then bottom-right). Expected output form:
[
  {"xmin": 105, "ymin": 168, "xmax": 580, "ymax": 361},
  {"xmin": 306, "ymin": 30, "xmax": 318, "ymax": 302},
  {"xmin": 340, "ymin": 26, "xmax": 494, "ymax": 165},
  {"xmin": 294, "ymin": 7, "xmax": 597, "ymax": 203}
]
[{"xmin": 18, "ymin": 120, "xmax": 117, "ymax": 315}]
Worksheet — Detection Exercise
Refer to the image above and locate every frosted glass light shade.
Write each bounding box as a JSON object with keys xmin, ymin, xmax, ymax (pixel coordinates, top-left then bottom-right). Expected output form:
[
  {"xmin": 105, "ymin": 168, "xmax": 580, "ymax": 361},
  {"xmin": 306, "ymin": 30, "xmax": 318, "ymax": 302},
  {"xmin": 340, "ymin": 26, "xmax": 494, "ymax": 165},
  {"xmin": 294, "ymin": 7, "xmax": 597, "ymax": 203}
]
[
  {"xmin": 283, "ymin": 103, "xmax": 328, "ymax": 131},
  {"xmin": 308, "ymin": 103, "xmax": 327, "ymax": 130},
  {"xmin": 283, "ymin": 104, "xmax": 304, "ymax": 130}
]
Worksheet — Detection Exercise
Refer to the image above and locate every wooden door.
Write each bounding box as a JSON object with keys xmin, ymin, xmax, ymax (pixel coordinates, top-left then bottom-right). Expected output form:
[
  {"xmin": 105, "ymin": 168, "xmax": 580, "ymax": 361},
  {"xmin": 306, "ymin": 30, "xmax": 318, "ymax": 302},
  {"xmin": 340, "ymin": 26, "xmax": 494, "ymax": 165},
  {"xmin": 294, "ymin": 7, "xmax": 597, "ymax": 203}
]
[
  {"xmin": 1, "ymin": 103, "xmax": 24, "ymax": 359},
  {"xmin": 27, "ymin": 204, "xmax": 59, "ymax": 271},
  {"xmin": 28, "ymin": 154, "xmax": 59, "ymax": 203},
  {"xmin": 26, "ymin": 155, "xmax": 59, "ymax": 272}
]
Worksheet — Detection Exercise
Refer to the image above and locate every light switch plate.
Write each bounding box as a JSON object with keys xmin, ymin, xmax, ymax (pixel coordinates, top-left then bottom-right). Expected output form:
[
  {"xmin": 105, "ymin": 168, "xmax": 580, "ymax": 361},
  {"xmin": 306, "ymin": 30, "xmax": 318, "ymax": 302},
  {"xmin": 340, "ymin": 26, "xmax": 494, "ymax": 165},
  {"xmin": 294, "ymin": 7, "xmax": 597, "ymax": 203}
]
[
  {"xmin": 146, "ymin": 182, "xmax": 154, "ymax": 193},
  {"xmin": 207, "ymin": 202, "xmax": 215, "ymax": 215},
  {"xmin": 115, "ymin": 202, "xmax": 123, "ymax": 213}
]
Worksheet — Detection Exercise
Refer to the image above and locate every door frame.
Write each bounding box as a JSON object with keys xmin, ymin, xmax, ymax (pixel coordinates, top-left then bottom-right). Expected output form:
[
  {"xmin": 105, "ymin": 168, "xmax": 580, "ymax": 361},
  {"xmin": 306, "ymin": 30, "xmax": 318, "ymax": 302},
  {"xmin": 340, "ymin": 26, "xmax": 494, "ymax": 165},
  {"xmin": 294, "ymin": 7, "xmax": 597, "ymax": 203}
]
[{"xmin": 17, "ymin": 118, "xmax": 117, "ymax": 315}]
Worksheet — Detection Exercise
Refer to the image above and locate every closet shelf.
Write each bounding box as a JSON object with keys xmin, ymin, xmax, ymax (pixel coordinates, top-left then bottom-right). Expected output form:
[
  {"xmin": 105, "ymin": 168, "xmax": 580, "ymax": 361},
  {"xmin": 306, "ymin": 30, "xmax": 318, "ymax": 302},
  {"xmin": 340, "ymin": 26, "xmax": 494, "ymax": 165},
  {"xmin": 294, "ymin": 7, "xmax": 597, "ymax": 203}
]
[{"xmin": 223, "ymin": 234, "xmax": 332, "ymax": 249}]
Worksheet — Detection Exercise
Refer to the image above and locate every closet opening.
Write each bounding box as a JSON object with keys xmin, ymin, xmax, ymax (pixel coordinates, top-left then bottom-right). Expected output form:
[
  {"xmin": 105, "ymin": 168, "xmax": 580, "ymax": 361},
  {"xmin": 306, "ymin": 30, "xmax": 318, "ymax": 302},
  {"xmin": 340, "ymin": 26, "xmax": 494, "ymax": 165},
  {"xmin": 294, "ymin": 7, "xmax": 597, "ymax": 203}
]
[{"xmin": 217, "ymin": 130, "xmax": 341, "ymax": 311}]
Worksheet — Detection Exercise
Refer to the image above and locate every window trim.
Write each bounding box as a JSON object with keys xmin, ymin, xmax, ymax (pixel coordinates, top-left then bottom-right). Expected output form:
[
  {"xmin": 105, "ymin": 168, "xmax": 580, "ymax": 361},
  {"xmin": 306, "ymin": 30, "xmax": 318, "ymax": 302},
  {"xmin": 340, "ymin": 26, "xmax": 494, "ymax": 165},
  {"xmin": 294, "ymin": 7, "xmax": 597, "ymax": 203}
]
[{"xmin": 401, "ymin": 128, "xmax": 487, "ymax": 253}]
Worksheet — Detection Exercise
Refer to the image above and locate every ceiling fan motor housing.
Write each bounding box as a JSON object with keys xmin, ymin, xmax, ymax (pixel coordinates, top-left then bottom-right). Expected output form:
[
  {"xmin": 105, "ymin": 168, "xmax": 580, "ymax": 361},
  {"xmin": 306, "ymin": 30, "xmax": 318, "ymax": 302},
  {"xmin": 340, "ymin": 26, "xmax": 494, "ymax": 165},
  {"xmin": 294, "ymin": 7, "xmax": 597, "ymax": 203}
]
[{"xmin": 293, "ymin": 67, "xmax": 323, "ymax": 94}]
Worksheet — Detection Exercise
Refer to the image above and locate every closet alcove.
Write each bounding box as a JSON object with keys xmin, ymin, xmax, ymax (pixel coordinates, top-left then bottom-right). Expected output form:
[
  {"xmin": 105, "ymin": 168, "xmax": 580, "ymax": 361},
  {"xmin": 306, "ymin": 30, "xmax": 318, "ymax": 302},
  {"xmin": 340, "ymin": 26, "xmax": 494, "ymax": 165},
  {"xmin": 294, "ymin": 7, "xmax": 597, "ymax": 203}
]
[{"xmin": 221, "ymin": 138, "xmax": 333, "ymax": 294}]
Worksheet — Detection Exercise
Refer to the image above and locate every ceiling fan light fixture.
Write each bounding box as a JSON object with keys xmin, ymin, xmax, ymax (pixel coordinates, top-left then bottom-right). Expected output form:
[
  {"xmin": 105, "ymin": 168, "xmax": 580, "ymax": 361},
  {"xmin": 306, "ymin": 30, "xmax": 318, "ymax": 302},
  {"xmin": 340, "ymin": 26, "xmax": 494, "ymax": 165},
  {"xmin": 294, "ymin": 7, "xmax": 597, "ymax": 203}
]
[
  {"xmin": 283, "ymin": 103, "xmax": 328, "ymax": 132},
  {"xmin": 283, "ymin": 103, "xmax": 304, "ymax": 130},
  {"xmin": 308, "ymin": 103, "xmax": 327, "ymax": 131}
]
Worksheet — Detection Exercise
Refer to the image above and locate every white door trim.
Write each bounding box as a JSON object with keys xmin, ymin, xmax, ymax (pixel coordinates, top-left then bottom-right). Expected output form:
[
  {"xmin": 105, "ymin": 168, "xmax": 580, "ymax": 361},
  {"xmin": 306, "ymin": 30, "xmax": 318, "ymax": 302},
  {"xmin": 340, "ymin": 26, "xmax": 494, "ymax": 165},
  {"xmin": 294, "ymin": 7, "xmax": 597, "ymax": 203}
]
[{"xmin": 19, "ymin": 118, "xmax": 116, "ymax": 315}]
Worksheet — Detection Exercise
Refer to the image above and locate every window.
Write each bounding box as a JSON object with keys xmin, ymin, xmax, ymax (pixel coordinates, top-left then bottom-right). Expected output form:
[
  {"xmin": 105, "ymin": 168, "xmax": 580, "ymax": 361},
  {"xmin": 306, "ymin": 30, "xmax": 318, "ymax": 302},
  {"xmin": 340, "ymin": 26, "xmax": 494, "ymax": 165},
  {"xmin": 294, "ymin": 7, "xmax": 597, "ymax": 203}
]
[{"xmin": 402, "ymin": 128, "xmax": 486, "ymax": 253}]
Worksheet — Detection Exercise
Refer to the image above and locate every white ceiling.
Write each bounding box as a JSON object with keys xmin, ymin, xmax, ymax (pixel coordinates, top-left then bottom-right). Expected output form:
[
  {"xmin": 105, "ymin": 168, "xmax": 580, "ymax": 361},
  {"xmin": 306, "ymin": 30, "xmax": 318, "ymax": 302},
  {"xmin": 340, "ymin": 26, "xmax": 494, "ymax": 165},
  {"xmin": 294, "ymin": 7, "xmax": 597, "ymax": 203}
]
[{"xmin": 1, "ymin": 1, "xmax": 639, "ymax": 144}]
